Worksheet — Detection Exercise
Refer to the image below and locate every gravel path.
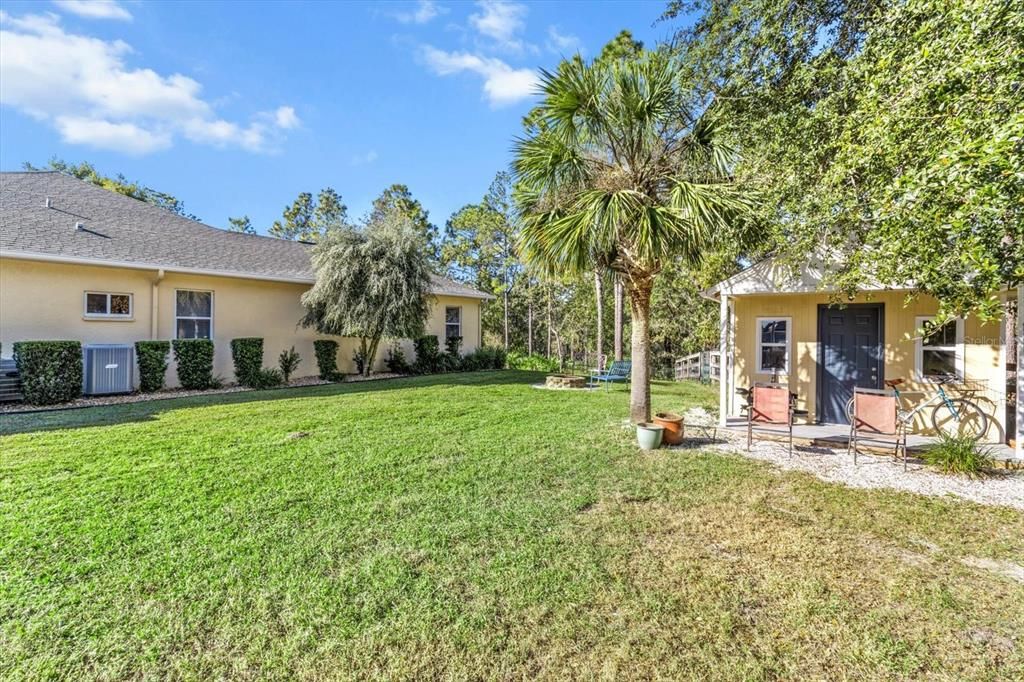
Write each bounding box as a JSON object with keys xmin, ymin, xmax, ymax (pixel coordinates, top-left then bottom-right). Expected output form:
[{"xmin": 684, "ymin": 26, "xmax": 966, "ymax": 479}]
[{"xmin": 680, "ymin": 408, "xmax": 1024, "ymax": 511}]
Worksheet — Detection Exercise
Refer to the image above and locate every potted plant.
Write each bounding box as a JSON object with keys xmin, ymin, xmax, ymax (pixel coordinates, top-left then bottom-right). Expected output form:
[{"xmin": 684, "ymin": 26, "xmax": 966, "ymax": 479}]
[
  {"xmin": 636, "ymin": 422, "xmax": 664, "ymax": 450},
  {"xmin": 653, "ymin": 412, "xmax": 684, "ymax": 445}
]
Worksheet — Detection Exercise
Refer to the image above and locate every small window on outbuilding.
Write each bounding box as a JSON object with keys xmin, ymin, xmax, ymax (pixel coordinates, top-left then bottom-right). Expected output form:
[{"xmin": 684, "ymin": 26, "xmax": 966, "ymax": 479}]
[
  {"xmin": 916, "ymin": 316, "xmax": 964, "ymax": 381},
  {"xmin": 445, "ymin": 307, "xmax": 461, "ymax": 339},
  {"xmin": 756, "ymin": 317, "xmax": 790, "ymax": 374}
]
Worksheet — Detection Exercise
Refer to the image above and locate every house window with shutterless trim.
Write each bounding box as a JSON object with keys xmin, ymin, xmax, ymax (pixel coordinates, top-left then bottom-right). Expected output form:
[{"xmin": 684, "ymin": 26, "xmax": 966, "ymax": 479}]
[
  {"xmin": 916, "ymin": 316, "xmax": 964, "ymax": 381},
  {"xmin": 175, "ymin": 290, "xmax": 213, "ymax": 339},
  {"xmin": 445, "ymin": 306, "xmax": 461, "ymax": 339},
  {"xmin": 84, "ymin": 292, "xmax": 133, "ymax": 319},
  {"xmin": 756, "ymin": 317, "xmax": 790, "ymax": 374}
]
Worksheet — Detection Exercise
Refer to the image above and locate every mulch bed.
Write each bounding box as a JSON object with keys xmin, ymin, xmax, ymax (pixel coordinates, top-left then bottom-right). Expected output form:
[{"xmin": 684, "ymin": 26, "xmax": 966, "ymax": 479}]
[{"xmin": 0, "ymin": 373, "xmax": 407, "ymax": 415}]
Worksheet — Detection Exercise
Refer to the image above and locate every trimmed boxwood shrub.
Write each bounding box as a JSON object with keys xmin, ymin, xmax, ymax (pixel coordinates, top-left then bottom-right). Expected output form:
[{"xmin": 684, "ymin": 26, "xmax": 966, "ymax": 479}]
[
  {"xmin": 135, "ymin": 340, "xmax": 170, "ymax": 393},
  {"xmin": 230, "ymin": 337, "xmax": 264, "ymax": 387},
  {"xmin": 12, "ymin": 340, "xmax": 82, "ymax": 405},
  {"xmin": 313, "ymin": 340, "xmax": 339, "ymax": 380},
  {"xmin": 412, "ymin": 335, "xmax": 442, "ymax": 374},
  {"xmin": 172, "ymin": 339, "xmax": 215, "ymax": 389}
]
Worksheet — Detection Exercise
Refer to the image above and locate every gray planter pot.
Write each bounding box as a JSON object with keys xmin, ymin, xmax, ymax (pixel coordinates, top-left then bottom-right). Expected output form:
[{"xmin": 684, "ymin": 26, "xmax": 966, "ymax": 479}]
[{"xmin": 636, "ymin": 422, "xmax": 664, "ymax": 450}]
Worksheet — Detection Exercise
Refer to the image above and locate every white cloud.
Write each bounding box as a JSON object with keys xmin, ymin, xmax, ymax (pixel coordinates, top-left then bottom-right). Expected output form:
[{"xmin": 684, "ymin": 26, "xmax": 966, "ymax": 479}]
[
  {"xmin": 0, "ymin": 12, "xmax": 297, "ymax": 154},
  {"xmin": 55, "ymin": 116, "xmax": 171, "ymax": 154},
  {"xmin": 469, "ymin": 1, "xmax": 528, "ymax": 52},
  {"xmin": 273, "ymin": 105, "xmax": 300, "ymax": 129},
  {"xmin": 421, "ymin": 46, "xmax": 537, "ymax": 106},
  {"xmin": 53, "ymin": 0, "xmax": 131, "ymax": 21},
  {"xmin": 546, "ymin": 26, "xmax": 581, "ymax": 55},
  {"xmin": 350, "ymin": 150, "xmax": 379, "ymax": 166},
  {"xmin": 392, "ymin": 1, "xmax": 445, "ymax": 25}
]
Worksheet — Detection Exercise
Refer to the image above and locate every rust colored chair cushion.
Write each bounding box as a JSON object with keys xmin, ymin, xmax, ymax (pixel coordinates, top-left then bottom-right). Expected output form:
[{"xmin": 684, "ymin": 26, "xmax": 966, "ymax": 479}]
[
  {"xmin": 751, "ymin": 385, "xmax": 790, "ymax": 424},
  {"xmin": 853, "ymin": 391, "xmax": 897, "ymax": 434}
]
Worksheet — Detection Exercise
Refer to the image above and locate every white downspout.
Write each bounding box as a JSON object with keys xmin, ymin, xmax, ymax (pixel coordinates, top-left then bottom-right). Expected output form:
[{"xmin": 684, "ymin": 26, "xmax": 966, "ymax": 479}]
[
  {"xmin": 152, "ymin": 268, "xmax": 165, "ymax": 340},
  {"xmin": 719, "ymin": 293, "xmax": 729, "ymax": 427}
]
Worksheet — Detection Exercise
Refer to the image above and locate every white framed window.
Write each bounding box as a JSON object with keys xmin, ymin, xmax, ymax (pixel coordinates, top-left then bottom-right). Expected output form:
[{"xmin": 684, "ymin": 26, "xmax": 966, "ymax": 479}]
[
  {"xmin": 175, "ymin": 290, "xmax": 213, "ymax": 339},
  {"xmin": 84, "ymin": 291, "xmax": 133, "ymax": 319},
  {"xmin": 756, "ymin": 317, "xmax": 790, "ymax": 374},
  {"xmin": 445, "ymin": 306, "xmax": 462, "ymax": 339},
  {"xmin": 915, "ymin": 316, "xmax": 964, "ymax": 381}
]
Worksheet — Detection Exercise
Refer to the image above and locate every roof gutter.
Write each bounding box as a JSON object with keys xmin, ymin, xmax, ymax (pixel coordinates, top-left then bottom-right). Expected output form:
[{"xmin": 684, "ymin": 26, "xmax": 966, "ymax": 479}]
[
  {"xmin": 1, "ymin": 249, "xmax": 497, "ymax": 299},
  {"xmin": 1, "ymin": 249, "xmax": 317, "ymax": 285}
]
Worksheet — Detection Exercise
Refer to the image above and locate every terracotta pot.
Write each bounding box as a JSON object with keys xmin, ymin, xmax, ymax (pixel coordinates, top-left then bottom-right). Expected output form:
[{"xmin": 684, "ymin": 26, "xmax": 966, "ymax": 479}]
[
  {"xmin": 653, "ymin": 412, "xmax": 684, "ymax": 445},
  {"xmin": 636, "ymin": 423, "xmax": 664, "ymax": 450}
]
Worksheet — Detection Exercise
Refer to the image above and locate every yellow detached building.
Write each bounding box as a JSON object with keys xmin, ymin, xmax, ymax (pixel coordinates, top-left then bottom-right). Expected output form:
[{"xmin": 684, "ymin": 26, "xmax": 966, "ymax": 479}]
[
  {"xmin": 704, "ymin": 257, "xmax": 1020, "ymax": 456},
  {"xmin": 0, "ymin": 172, "xmax": 491, "ymax": 389}
]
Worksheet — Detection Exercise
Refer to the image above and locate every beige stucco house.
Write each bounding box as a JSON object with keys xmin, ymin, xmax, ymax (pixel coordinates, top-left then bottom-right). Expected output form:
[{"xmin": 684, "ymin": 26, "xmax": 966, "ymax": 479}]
[
  {"xmin": 704, "ymin": 257, "xmax": 1021, "ymax": 458},
  {"xmin": 0, "ymin": 172, "xmax": 491, "ymax": 389}
]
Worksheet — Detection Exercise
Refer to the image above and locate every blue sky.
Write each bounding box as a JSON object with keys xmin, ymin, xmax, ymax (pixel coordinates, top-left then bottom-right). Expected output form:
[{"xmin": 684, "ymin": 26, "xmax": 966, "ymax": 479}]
[{"xmin": 0, "ymin": 0, "xmax": 682, "ymax": 233}]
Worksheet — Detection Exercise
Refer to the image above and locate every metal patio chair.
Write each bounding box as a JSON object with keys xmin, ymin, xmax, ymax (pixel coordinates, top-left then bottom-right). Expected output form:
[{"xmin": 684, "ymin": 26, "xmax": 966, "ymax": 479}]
[
  {"xmin": 848, "ymin": 386, "xmax": 908, "ymax": 469},
  {"xmin": 746, "ymin": 382, "xmax": 795, "ymax": 456}
]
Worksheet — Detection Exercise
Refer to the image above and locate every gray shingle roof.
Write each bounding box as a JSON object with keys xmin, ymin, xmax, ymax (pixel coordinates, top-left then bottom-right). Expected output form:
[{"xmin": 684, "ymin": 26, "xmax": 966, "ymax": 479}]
[{"xmin": 0, "ymin": 171, "xmax": 492, "ymax": 299}]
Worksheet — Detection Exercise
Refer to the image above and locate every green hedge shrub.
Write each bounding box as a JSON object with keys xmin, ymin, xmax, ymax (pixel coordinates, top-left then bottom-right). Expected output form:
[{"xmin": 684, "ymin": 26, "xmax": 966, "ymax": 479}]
[
  {"xmin": 172, "ymin": 339, "xmax": 215, "ymax": 389},
  {"xmin": 462, "ymin": 346, "xmax": 507, "ymax": 371},
  {"xmin": 922, "ymin": 435, "xmax": 994, "ymax": 477},
  {"xmin": 412, "ymin": 335, "xmax": 442, "ymax": 374},
  {"xmin": 13, "ymin": 340, "xmax": 82, "ymax": 405},
  {"xmin": 230, "ymin": 337, "xmax": 264, "ymax": 387},
  {"xmin": 444, "ymin": 335, "xmax": 462, "ymax": 357},
  {"xmin": 506, "ymin": 351, "xmax": 557, "ymax": 372},
  {"xmin": 314, "ymin": 340, "xmax": 339, "ymax": 380},
  {"xmin": 462, "ymin": 347, "xmax": 493, "ymax": 371},
  {"xmin": 385, "ymin": 345, "xmax": 411, "ymax": 374},
  {"xmin": 278, "ymin": 346, "xmax": 301, "ymax": 383},
  {"xmin": 135, "ymin": 340, "xmax": 170, "ymax": 392},
  {"xmin": 442, "ymin": 336, "xmax": 462, "ymax": 372}
]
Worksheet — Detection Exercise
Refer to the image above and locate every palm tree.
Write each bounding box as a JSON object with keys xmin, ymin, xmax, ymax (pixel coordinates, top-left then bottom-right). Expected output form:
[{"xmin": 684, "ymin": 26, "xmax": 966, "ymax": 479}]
[{"xmin": 513, "ymin": 50, "xmax": 753, "ymax": 422}]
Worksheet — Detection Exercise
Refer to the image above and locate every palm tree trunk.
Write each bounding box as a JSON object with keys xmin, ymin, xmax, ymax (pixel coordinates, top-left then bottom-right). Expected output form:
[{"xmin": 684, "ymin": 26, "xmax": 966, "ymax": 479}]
[
  {"xmin": 546, "ymin": 292, "xmax": 552, "ymax": 358},
  {"xmin": 528, "ymin": 300, "xmax": 533, "ymax": 355},
  {"xmin": 613, "ymin": 275, "xmax": 624, "ymax": 361},
  {"xmin": 594, "ymin": 269, "xmax": 604, "ymax": 369},
  {"xmin": 628, "ymin": 279, "xmax": 653, "ymax": 423}
]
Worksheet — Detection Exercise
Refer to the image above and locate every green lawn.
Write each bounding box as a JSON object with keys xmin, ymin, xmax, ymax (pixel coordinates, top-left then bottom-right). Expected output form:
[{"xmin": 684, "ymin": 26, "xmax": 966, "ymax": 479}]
[{"xmin": 2, "ymin": 371, "xmax": 1022, "ymax": 680}]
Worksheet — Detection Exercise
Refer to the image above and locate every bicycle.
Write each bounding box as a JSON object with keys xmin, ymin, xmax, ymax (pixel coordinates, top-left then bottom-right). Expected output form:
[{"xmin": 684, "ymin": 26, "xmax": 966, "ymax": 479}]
[{"xmin": 845, "ymin": 376, "xmax": 989, "ymax": 441}]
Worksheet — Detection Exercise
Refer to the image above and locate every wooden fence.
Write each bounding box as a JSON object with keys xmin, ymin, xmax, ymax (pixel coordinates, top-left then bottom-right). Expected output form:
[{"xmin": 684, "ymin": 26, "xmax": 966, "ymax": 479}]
[{"xmin": 675, "ymin": 351, "xmax": 721, "ymax": 382}]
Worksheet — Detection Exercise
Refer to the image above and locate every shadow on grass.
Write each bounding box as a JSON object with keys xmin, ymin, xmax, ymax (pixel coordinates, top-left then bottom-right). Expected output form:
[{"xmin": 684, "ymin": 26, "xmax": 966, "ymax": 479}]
[{"xmin": 0, "ymin": 371, "xmax": 552, "ymax": 436}]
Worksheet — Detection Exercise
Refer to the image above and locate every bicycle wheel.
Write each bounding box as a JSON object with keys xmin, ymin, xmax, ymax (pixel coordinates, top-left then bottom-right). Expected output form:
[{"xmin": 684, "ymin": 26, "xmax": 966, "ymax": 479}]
[
  {"xmin": 845, "ymin": 396, "xmax": 855, "ymax": 422},
  {"xmin": 931, "ymin": 399, "xmax": 988, "ymax": 440}
]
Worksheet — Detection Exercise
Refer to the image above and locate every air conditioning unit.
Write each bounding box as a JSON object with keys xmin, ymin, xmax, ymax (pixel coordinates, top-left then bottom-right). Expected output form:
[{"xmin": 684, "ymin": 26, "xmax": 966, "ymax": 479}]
[{"xmin": 83, "ymin": 344, "xmax": 135, "ymax": 395}]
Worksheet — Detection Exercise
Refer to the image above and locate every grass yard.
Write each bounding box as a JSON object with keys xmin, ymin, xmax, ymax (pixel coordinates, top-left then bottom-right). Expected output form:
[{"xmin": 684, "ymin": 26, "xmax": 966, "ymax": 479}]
[{"xmin": 2, "ymin": 371, "xmax": 1023, "ymax": 680}]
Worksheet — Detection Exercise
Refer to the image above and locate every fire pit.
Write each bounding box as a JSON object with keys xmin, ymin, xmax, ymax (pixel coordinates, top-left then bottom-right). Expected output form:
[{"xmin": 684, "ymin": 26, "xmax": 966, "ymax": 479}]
[{"xmin": 545, "ymin": 374, "xmax": 587, "ymax": 389}]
